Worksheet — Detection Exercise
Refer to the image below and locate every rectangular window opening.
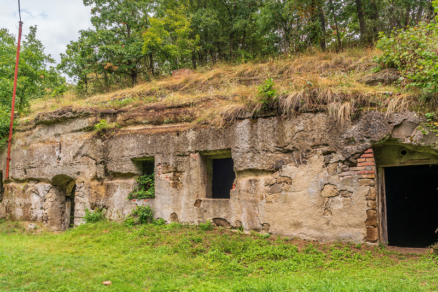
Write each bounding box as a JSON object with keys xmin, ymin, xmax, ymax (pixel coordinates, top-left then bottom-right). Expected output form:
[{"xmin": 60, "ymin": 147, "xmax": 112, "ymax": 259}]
[
  {"xmin": 202, "ymin": 151, "xmax": 235, "ymax": 199},
  {"xmin": 131, "ymin": 157, "xmax": 155, "ymax": 199}
]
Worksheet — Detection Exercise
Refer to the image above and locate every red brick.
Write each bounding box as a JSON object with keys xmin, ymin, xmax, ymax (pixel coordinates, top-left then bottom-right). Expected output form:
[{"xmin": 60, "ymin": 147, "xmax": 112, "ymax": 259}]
[
  {"xmin": 360, "ymin": 153, "xmax": 374, "ymax": 158},
  {"xmin": 358, "ymin": 158, "xmax": 366, "ymax": 163},
  {"xmin": 365, "ymin": 149, "xmax": 373, "ymax": 153},
  {"xmin": 358, "ymin": 170, "xmax": 375, "ymax": 175},
  {"xmin": 350, "ymin": 167, "xmax": 366, "ymax": 171},
  {"xmin": 366, "ymin": 158, "xmax": 374, "ymax": 162},
  {"xmin": 358, "ymin": 162, "xmax": 374, "ymax": 167}
]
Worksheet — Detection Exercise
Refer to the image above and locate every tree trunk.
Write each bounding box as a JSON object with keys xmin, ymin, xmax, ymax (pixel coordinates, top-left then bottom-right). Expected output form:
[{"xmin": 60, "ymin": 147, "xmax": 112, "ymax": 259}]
[
  {"xmin": 329, "ymin": 0, "xmax": 342, "ymax": 52},
  {"xmin": 318, "ymin": 0, "xmax": 326, "ymax": 50},
  {"xmin": 149, "ymin": 53, "xmax": 154, "ymax": 76},
  {"xmin": 355, "ymin": 0, "xmax": 366, "ymax": 41},
  {"xmin": 230, "ymin": 32, "xmax": 234, "ymax": 59},
  {"xmin": 131, "ymin": 68, "xmax": 137, "ymax": 86},
  {"xmin": 405, "ymin": 4, "xmax": 411, "ymax": 29},
  {"xmin": 416, "ymin": 3, "xmax": 424, "ymax": 22},
  {"xmin": 370, "ymin": 1, "xmax": 379, "ymax": 41}
]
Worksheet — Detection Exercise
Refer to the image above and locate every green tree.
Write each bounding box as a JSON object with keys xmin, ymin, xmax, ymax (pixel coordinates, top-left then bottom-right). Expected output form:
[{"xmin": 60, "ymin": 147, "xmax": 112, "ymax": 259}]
[
  {"xmin": 143, "ymin": 4, "xmax": 200, "ymax": 73},
  {"xmin": 81, "ymin": 0, "xmax": 151, "ymax": 85},
  {"xmin": 0, "ymin": 26, "xmax": 65, "ymax": 146}
]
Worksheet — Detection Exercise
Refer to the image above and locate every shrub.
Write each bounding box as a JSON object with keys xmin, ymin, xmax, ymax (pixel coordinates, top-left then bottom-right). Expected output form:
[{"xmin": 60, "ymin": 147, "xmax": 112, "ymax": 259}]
[
  {"xmin": 257, "ymin": 78, "xmax": 277, "ymax": 110},
  {"xmin": 84, "ymin": 207, "xmax": 104, "ymax": 223},
  {"xmin": 94, "ymin": 119, "xmax": 118, "ymax": 134},
  {"xmin": 128, "ymin": 174, "xmax": 155, "ymax": 200},
  {"xmin": 199, "ymin": 220, "xmax": 213, "ymax": 231},
  {"xmin": 376, "ymin": 21, "xmax": 438, "ymax": 93},
  {"xmin": 125, "ymin": 205, "xmax": 154, "ymax": 226}
]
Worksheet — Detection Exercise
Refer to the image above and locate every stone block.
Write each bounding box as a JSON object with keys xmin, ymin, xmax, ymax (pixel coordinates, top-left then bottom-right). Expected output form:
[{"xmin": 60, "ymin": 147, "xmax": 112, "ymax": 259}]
[
  {"xmin": 359, "ymin": 179, "xmax": 375, "ymax": 186},
  {"xmin": 365, "ymin": 210, "xmax": 377, "ymax": 227},
  {"xmin": 341, "ymin": 165, "xmax": 350, "ymax": 172},
  {"xmin": 392, "ymin": 120, "xmax": 418, "ymax": 139},
  {"xmin": 340, "ymin": 190, "xmax": 352, "ymax": 197},
  {"xmin": 327, "ymin": 163, "xmax": 338, "ymax": 175},
  {"xmin": 366, "ymin": 187, "xmax": 377, "ymax": 200},
  {"xmin": 269, "ymin": 184, "xmax": 282, "ymax": 194},
  {"xmin": 321, "ymin": 184, "xmax": 338, "ymax": 198},
  {"xmin": 366, "ymin": 227, "xmax": 378, "ymax": 242},
  {"xmin": 277, "ymin": 176, "xmax": 292, "ymax": 185}
]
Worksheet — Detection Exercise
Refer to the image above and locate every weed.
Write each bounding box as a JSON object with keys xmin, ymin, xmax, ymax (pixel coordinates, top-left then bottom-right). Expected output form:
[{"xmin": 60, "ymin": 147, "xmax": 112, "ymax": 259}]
[
  {"xmin": 83, "ymin": 207, "xmax": 104, "ymax": 223},
  {"xmin": 125, "ymin": 205, "xmax": 154, "ymax": 226},
  {"xmin": 199, "ymin": 220, "xmax": 213, "ymax": 231},
  {"xmin": 93, "ymin": 119, "xmax": 118, "ymax": 134},
  {"xmin": 128, "ymin": 174, "xmax": 155, "ymax": 200},
  {"xmin": 154, "ymin": 218, "xmax": 166, "ymax": 226},
  {"xmin": 257, "ymin": 78, "xmax": 277, "ymax": 110}
]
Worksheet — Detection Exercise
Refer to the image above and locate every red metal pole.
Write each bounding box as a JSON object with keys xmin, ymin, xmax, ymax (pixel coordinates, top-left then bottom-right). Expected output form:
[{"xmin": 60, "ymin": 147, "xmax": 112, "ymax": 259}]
[{"xmin": 5, "ymin": 21, "xmax": 23, "ymax": 180}]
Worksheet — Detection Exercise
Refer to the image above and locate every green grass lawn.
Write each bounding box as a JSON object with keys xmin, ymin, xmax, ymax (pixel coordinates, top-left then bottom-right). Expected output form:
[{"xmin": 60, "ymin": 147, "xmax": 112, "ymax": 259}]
[{"xmin": 0, "ymin": 220, "xmax": 437, "ymax": 292}]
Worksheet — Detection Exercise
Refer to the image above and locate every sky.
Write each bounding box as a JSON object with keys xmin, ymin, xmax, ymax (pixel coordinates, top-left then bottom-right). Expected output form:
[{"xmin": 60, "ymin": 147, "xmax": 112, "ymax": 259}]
[{"xmin": 0, "ymin": 0, "xmax": 92, "ymax": 79}]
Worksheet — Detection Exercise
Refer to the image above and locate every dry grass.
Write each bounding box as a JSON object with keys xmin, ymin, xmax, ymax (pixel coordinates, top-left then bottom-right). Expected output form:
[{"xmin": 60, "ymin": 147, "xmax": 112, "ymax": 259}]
[{"xmin": 21, "ymin": 48, "xmax": 427, "ymax": 127}]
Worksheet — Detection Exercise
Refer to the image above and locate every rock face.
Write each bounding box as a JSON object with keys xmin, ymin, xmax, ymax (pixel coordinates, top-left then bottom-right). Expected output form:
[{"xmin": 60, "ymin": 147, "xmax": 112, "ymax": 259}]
[
  {"xmin": 0, "ymin": 109, "xmax": 437, "ymax": 243},
  {"xmin": 359, "ymin": 68, "xmax": 399, "ymax": 85}
]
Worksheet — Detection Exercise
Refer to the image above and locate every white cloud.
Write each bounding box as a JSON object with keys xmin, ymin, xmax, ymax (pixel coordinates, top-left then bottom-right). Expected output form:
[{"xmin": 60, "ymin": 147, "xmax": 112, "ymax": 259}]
[{"xmin": 0, "ymin": 0, "xmax": 92, "ymax": 80}]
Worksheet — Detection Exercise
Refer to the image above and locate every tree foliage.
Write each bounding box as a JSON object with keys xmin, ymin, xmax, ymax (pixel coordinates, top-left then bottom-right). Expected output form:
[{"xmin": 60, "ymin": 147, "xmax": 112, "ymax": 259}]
[
  {"xmin": 58, "ymin": 0, "xmax": 436, "ymax": 94},
  {"xmin": 0, "ymin": 26, "xmax": 65, "ymax": 147}
]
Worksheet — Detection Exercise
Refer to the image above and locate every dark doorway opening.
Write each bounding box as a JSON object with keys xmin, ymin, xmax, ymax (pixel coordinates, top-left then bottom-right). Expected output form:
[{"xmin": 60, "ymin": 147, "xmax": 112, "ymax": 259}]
[
  {"xmin": 385, "ymin": 165, "xmax": 438, "ymax": 247},
  {"xmin": 212, "ymin": 158, "xmax": 235, "ymax": 199}
]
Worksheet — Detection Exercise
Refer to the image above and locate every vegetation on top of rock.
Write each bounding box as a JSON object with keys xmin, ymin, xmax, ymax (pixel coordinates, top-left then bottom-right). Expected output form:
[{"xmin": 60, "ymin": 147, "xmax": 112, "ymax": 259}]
[{"xmin": 376, "ymin": 21, "xmax": 438, "ymax": 94}]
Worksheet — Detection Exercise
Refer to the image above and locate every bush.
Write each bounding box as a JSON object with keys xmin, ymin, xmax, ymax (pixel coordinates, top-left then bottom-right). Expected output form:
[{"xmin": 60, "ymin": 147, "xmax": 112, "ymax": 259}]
[
  {"xmin": 376, "ymin": 21, "xmax": 438, "ymax": 93},
  {"xmin": 257, "ymin": 78, "xmax": 277, "ymax": 110},
  {"xmin": 94, "ymin": 119, "xmax": 118, "ymax": 134},
  {"xmin": 125, "ymin": 205, "xmax": 154, "ymax": 226},
  {"xmin": 84, "ymin": 208, "xmax": 104, "ymax": 223},
  {"xmin": 128, "ymin": 174, "xmax": 155, "ymax": 200}
]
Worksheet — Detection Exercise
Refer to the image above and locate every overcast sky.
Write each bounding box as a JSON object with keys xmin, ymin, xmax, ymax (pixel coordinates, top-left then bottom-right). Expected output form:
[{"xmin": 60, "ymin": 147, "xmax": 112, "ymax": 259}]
[{"xmin": 0, "ymin": 0, "xmax": 92, "ymax": 76}]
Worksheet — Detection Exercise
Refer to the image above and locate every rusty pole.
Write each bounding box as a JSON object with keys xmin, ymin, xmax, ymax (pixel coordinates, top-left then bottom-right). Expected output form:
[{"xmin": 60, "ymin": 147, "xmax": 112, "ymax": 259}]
[{"xmin": 5, "ymin": 20, "xmax": 23, "ymax": 180}]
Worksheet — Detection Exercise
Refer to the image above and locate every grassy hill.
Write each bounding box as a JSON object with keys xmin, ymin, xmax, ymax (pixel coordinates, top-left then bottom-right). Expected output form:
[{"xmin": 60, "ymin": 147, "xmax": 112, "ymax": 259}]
[{"xmin": 20, "ymin": 48, "xmax": 423, "ymax": 130}]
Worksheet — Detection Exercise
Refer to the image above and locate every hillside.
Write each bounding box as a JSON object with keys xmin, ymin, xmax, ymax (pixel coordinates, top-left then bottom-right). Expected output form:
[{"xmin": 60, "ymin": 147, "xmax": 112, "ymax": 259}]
[{"xmin": 20, "ymin": 48, "xmax": 419, "ymax": 131}]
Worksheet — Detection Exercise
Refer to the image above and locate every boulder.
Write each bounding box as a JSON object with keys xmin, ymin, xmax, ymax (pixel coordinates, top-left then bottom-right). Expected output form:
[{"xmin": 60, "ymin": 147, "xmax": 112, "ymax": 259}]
[{"xmin": 359, "ymin": 68, "xmax": 399, "ymax": 85}]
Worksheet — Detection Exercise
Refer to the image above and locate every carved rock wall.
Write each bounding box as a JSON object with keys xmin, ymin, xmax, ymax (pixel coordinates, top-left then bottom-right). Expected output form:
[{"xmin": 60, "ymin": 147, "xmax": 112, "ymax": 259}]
[{"xmin": 0, "ymin": 111, "xmax": 437, "ymax": 243}]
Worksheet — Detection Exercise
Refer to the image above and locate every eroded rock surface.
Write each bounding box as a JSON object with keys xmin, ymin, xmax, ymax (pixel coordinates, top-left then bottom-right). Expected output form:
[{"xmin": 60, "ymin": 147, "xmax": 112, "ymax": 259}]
[{"xmin": 1, "ymin": 110, "xmax": 437, "ymax": 244}]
